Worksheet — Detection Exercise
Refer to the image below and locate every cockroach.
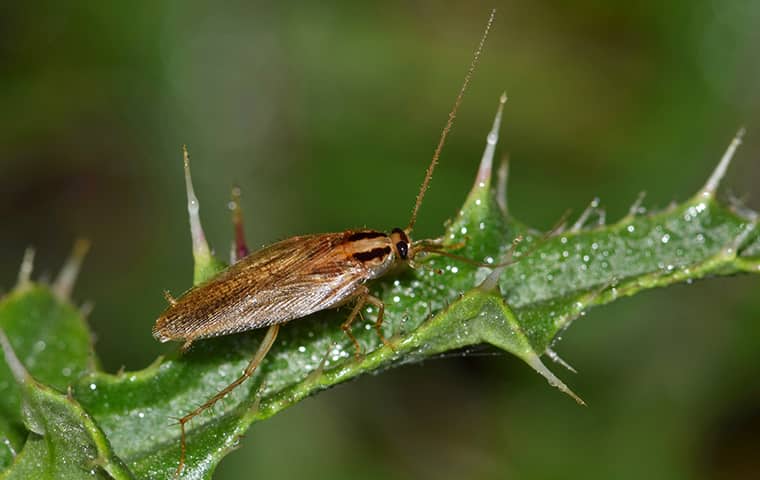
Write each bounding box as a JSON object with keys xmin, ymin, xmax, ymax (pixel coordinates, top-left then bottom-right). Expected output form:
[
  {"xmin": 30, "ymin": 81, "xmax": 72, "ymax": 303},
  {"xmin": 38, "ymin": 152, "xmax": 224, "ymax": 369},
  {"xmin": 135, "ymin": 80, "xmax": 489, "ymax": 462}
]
[{"xmin": 154, "ymin": 9, "xmax": 497, "ymax": 477}]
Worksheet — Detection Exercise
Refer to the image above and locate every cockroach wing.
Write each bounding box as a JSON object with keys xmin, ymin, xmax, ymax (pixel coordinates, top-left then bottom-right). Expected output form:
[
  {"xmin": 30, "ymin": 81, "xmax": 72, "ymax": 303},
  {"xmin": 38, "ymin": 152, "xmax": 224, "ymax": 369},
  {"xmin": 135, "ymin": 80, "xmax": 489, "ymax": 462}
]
[{"xmin": 153, "ymin": 233, "xmax": 368, "ymax": 343}]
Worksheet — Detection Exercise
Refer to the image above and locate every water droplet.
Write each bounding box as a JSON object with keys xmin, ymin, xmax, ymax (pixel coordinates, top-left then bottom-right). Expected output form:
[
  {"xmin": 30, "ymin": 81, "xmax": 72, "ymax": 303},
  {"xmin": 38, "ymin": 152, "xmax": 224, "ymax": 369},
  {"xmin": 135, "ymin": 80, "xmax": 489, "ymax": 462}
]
[
  {"xmin": 485, "ymin": 256, "xmax": 494, "ymax": 264},
  {"xmin": 479, "ymin": 222, "xmax": 485, "ymax": 230},
  {"xmin": 451, "ymin": 266, "xmax": 459, "ymax": 274},
  {"xmin": 460, "ymin": 227, "xmax": 468, "ymax": 235},
  {"xmin": 582, "ymin": 255, "xmax": 590, "ymax": 262},
  {"xmin": 475, "ymin": 199, "xmax": 482, "ymax": 206},
  {"xmin": 591, "ymin": 242, "xmax": 599, "ymax": 250},
  {"xmin": 627, "ymin": 225, "xmax": 635, "ymax": 233},
  {"xmin": 562, "ymin": 251, "xmax": 569, "ymax": 258},
  {"xmin": 661, "ymin": 234, "xmax": 671, "ymax": 244},
  {"xmin": 298, "ymin": 346, "xmax": 306, "ymax": 353},
  {"xmin": 560, "ymin": 237, "xmax": 568, "ymax": 244},
  {"xmin": 393, "ymin": 296, "xmax": 401, "ymax": 303},
  {"xmin": 696, "ymin": 233, "xmax": 705, "ymax": 243},
  {"xmin": 89, "ymin": 383, "xmax": 97, "ymax": 391}
]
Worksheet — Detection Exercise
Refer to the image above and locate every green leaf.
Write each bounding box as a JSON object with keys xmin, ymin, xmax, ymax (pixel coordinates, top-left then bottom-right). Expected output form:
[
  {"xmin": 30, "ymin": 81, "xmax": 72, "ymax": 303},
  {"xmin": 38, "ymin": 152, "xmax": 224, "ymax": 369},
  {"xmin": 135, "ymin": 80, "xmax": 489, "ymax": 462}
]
[
  {"xmin": 66, "ymin": 127, "xmax": 756, "ymax": 478},
  {"xmin": 0, "ymin": 330, "xmax": 132, "ymax": 479},
  {"xmin": 0, "ymin": 268, "xmax": 97, "ymax": 470},
  {"xmin": 0, "ymin": 286, "xmax": 94, "ymax": 422},
  {"xmin": 2, "ymin": 103, "xmax": 757, "ymax": 479}
]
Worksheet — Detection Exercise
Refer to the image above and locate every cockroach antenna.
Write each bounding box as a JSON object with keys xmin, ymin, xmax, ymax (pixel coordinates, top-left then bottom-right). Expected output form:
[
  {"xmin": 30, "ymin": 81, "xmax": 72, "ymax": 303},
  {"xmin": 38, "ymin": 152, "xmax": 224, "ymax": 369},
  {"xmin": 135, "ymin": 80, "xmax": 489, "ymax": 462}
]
[{"xmin": 406, "ymin": 8, "xmax": 496, "ymax": 233}]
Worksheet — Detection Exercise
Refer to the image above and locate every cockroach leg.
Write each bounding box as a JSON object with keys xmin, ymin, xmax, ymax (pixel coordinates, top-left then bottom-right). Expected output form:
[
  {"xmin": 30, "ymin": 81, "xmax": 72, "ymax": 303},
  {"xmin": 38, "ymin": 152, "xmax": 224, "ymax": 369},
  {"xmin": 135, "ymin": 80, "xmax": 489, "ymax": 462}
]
[
  {"xmin": 341, "ymin": 294, "xmax": 366, "ymax": 359},
  {"xmin": 365, "ymin": 295, "xmax": 392, "ymax": 349},
  {"xmin": 174, "ymin": 324, "xmax": 280, "ymax": 478},
  {"xmin": 164, "ymin": 290, "xmax": 178, "ymax": 306}
]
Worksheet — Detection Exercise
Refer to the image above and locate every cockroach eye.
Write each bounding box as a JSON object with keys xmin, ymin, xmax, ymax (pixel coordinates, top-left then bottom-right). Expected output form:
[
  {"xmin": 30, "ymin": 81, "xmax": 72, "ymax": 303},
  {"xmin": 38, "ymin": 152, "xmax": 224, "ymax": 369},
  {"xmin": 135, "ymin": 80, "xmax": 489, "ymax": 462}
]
[{"xmin": 397, "ymin": 241, "xmax": 409, "ymax": 259}]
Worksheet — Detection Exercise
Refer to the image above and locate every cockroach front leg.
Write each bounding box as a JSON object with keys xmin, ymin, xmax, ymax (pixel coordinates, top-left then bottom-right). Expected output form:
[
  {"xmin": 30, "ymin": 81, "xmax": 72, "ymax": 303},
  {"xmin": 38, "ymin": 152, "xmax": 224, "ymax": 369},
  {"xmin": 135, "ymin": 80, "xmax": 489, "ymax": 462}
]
[
  {"xmin": 174, "ymin": 324, "xmax": 280, "ymax": 478},
  {"xmin": 341, "ymin": 286, "xmax": 390, "ymax": 358}
]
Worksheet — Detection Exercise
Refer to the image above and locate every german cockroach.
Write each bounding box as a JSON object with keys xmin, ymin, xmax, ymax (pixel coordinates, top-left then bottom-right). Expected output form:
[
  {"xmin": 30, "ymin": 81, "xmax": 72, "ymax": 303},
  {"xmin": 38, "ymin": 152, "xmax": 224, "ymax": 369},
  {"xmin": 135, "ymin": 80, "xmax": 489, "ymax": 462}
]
[{"xmin": 153, "ymin": 10, "xmax": 497, "ymax": 477}]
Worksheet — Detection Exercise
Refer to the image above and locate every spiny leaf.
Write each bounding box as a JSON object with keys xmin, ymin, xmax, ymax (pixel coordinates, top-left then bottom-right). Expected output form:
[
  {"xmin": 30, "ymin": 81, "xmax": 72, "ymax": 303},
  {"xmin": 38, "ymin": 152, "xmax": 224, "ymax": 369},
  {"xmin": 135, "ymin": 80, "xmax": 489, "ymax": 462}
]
[
  {"xmin": 0, "ymin": 330, "xmax": 131, "ymax": 479},
  {"xmin": 0, "ymin": 94, "xmax": 756, "ymax": 478},
  {"xmin": 64, "ymin": 113, "xmax": 757, "ymax": 479},
  {"xmin": 0, "ymin": 286, "xmax": 95, "ymax": 421}
]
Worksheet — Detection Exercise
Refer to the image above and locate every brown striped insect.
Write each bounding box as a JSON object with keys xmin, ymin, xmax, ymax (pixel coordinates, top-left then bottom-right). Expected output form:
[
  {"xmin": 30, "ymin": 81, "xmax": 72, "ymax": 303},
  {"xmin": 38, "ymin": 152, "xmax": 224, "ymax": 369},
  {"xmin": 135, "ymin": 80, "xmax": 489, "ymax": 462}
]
[{"xmin": 153, "ymin": 9, "xmax": 496, "ymax": 477}]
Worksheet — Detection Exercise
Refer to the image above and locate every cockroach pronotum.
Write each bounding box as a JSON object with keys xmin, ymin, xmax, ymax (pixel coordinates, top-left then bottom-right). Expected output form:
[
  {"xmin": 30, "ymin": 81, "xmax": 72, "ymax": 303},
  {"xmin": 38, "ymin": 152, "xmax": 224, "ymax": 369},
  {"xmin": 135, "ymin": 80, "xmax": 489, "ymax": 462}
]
[{"xmin": 153, "ymin": 10, "xmax": 498, "ymax": 477}]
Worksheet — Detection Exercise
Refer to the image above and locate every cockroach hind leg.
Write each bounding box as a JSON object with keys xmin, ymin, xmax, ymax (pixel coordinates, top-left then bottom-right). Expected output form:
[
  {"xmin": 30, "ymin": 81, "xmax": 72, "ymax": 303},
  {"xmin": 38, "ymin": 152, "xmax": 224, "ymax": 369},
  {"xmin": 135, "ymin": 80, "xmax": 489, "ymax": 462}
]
[
  {"xmin": 173, "ymin": 324, "xmax": 280, "ymax": 478},
  {"xmin": 365, "ymin": 294, "xmax": 394, "ymax": 350},
  {"xmin": 341, "ymin": 295, "xmax": 366, "ymax": 359},
  {"xmin": 524, "ymin": 352, "xmax": 585, "ymax": 406},
  {"xmin": 180, "ymin": 339, "xmax": 194, "ymax": 353}
]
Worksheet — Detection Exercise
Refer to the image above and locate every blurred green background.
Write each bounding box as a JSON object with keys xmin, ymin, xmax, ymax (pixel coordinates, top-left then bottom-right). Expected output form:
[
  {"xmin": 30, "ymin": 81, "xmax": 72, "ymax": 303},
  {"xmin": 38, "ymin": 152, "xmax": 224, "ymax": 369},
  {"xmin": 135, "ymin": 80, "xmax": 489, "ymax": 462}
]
[{"xmin": 2, "ymin": 1, "xmax": 759, "ymax": 479}]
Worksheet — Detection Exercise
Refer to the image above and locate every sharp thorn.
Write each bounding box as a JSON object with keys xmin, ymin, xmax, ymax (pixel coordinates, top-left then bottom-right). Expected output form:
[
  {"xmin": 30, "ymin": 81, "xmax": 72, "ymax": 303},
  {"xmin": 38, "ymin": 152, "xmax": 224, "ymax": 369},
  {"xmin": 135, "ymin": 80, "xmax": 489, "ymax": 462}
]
[
  {"xmin": 701, "ymin": 127, "xmax": 745, "ymax": 198},
  {"xmin": 229, "ymin": 185, "xmax": 249, "ymax": 263},
  {"xmin": 473, "ymin": 92, "xmax": 508, "ymax": 190},
  {"xmin": 16, "ymin": 247, "xmax": 35, "ymax": 290},
  {"xmin": 524, "ymin": 353, "xmax": 585, "ymax": 406},
  {"xmin": 183, "ymin": 145, "xmax": 212, "ymax": 261},
  {"xmin": 571, "ymin": 197, "xmax": 600, "ymax": 232},
  {"xmin": 53, "ymin": 238, "xmax": 90, "ymax": 300},
  {"xmin": 627, "ymin": 191, "xmax": 647, "ymax": 218},
  {"xmin": 496, "ymin": 154, "xmax": 509, "ymax": 215},
  {"xmin": 545, "ymin": 348, "xmax": 578, "ymax": 374},
  {"xmin": 0, "ymin": 329, "xmax": 28, "ymax": 384}
]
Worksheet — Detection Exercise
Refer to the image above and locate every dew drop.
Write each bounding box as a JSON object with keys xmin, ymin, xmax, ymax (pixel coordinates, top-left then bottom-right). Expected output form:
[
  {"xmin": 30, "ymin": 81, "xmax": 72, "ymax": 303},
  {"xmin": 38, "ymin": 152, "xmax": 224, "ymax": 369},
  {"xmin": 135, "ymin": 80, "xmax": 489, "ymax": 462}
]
[
  {"xmin": 661, "ymin": 234, "xmax": 671, "ymax": 244},
  {"xmin": 627, "ymin": 225, "xmax": 635, "ymax": 233}
]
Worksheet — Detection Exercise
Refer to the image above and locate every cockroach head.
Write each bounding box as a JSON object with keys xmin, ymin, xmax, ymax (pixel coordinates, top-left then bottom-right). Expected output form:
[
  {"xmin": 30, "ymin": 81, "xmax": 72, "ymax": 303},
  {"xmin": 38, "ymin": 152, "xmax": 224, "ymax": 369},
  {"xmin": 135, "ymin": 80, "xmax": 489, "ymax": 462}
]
[{"xmin": 390, "ymin": 228, "xmax": 410, "ymax": 260}]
